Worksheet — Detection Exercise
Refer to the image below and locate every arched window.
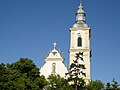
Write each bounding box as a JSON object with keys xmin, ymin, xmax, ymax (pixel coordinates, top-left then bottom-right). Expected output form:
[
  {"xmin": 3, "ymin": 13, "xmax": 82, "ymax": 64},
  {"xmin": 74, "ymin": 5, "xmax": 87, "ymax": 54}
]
[
  {"xmin": 52, "ymin": 63, "xmax": 56, "ymax": 74},
  {"xmin": 78, "ymin": 37, "xmax": 82, "ymax": 47}
]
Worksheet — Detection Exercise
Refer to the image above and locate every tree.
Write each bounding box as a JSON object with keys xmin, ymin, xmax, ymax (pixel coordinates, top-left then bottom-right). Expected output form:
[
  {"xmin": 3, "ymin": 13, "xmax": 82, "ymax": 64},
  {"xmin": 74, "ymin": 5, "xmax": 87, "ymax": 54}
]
[
  {"xmin": 0, "ymin": 63, "xmax": 8, "ymax": 89},
  {"xmin": 7, "ymin": 58, "xmax": 40, "ymax": 79},
  {"xmin": 106, "ymin": 82, "xmax": 111, "ymax": 90},
  {"xmin": 46, "ymin": 74, "xmax": 58, "ymax": 90},
  {"xmin": 0, "ymin": 58, "xmax": 47, "ymax": 90},
  {"xmin": 111, "ymin": 78, "xmax": 120, "ymax": 89},
  {"xmin": 106, "ymin": 78, "xmax": 120, "ymax": 90},
  {"xmin": 85, "ymin": 80, "xmax": 104, "ymax": 90},
  {"xmin": 45, "ymin": 74, "xmax": 73, "ymax": 90},
  {"xmin": 66, "ymin": 52, "xmax": 86, "ymax": 90}
]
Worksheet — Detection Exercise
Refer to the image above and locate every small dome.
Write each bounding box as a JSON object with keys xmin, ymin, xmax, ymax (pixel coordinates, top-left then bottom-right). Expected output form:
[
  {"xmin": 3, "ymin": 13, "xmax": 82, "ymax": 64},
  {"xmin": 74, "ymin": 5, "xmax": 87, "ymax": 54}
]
[
  {"xmin": 77, "ymin": 5, "xmax": 85, "ymax": 14},
  {"xmin": 73, "ymin": 21, "xmax": 88, "ymax": 28}
]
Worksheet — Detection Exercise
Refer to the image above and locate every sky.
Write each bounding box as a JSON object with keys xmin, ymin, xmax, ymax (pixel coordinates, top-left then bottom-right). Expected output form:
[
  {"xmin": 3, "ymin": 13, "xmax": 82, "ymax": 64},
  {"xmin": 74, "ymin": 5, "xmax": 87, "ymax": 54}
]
[{"xmin": 0, "ymin": 0, "xmax": 120, "ymax": 83}]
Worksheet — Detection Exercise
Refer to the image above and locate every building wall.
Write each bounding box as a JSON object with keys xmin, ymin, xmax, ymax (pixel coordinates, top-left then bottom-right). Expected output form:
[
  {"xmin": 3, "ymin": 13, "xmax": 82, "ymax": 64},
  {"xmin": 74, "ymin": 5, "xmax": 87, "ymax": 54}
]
[
  {"xmin": 40, "ymin": 60, "xmax": 68, "ymax": 78},
  {"xmin": 69, "ymin": 27, "xmax": 91, "ymax": 83}
]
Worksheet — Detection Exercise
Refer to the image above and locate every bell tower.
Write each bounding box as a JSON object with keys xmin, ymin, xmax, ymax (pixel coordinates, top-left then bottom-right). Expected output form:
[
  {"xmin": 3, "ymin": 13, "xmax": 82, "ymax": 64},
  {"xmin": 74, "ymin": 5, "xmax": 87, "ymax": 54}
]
[{"xmin": 69, "ymin": 0, "xmax": 91, "ymax": 82}]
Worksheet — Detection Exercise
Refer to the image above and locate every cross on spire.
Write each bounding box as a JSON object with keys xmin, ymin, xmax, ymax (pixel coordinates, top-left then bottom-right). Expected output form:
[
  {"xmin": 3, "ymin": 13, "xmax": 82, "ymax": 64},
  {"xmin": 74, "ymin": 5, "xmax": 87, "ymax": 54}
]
[
  {"xmin": 80, "ymin": 0, "xmax": 82, "ymax": 6},
  {"xmin": 53, "ymin": 42, "xmax": 57, "ymax": 49}
]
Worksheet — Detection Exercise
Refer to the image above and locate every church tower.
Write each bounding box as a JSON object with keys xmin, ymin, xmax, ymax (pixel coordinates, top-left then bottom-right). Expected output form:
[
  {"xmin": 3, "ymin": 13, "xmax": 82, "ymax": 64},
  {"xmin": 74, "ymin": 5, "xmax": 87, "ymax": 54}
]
[{"xmin": 69, "ymin": 0, "xmax": 91, "ymax": 82}]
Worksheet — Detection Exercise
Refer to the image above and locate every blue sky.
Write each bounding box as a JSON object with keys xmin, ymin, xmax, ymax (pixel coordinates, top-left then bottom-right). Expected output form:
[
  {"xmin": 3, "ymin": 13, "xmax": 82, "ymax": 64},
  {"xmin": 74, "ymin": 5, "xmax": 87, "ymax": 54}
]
[{"xmin": 0, "ymin": 0, "xmax": 120, "ymax": 83}]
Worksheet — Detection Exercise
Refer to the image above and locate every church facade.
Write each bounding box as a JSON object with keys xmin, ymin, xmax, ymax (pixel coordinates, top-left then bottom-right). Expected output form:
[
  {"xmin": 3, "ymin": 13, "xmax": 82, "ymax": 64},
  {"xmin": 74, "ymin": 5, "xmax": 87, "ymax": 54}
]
[
  {"xmin": 40, "ymin": 42, "xmax": 68, "ymax": 78},
  {"xmin": 40, "ymin": 0, "xmax": 91, "ymax": 82}
]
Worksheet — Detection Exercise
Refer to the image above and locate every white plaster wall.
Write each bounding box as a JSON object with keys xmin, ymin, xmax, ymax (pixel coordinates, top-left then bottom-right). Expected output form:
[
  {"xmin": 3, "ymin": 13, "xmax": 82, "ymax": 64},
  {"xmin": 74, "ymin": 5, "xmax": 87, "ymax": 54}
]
[
  {"xmin": 40, "ymin": 60, "xmax": 68, "ymax": 78},
  {"xmin": 69, "ymin": 28, "xmax": 91, "ymax": 83}
]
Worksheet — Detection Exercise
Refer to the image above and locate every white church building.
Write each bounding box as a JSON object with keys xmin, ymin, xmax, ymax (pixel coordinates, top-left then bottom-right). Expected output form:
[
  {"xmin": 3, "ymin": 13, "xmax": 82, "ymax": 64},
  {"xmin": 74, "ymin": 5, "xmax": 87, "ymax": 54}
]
[
  {"xmin": 40, "ymin": 42, "xmax": 68, "ymax": 78},
  {"xmin": 40, "ymin": 0, "xmax": 91, "ymax": 82}
]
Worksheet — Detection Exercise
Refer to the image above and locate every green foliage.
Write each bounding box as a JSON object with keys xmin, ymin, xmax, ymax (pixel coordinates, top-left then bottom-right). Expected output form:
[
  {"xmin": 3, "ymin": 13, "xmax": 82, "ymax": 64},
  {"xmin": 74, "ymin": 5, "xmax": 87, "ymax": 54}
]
[
  {"xmin": 45, "ymin": 74, "xmax": 73, "ymax": 90},
  {"xmin": 85, "ymin": 80, "xmax": 104, "ymax": 90},
  {"xmin": 106, "ymin": 78, "xmax": 120, "ymax": 90},
  {"xmin": 106, "ymin": 82, "xmax": 111, "ymax": 89},
  {"xmin": 7, "ymin": 58, "xmax": 40, "ymax": 79},
  {"xmin": 1, "ymin": 58, "xmax": 120, "ymax": 90},
  {"xmin": 111, "ymin": 78, "xmax": 119, "ymax": 89},
  {"xmin": 0, "ymin": 58, "xmax": 47, "ymax": 90},
  {"xmin": 66, "ymin": 52, "xmax": 86, "ymax": 90}
]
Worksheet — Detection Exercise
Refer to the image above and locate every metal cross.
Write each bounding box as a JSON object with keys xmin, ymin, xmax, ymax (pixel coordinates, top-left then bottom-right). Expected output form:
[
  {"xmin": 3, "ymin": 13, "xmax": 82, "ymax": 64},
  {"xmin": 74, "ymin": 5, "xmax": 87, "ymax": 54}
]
[
  {"xmin": 53, "ymin": 42, "xmax": 57, "ymax": 49},
  {"xmin": 80, "ymin": 0, "xmax": 82, "ymax": 6}
]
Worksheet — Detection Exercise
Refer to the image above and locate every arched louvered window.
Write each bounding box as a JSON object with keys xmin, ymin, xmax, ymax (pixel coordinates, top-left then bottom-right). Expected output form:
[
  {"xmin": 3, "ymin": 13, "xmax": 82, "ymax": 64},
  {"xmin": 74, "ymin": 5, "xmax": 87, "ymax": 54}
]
[{"xmin": 78, "ymin": 37, "xmax": 82, "ymax": 47}]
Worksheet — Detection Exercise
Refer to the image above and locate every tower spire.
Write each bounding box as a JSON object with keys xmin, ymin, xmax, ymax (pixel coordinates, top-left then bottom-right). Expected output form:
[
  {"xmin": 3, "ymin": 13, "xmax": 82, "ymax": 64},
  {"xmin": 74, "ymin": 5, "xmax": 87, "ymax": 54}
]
[
  {"xmin": 73, "ymin": 0, "xmax": 88, "ymax": 28},
  {"xmin": 76, "ymin": 0, "xmax": 85, "ymax": 22},
  {"xmin": 80, "ymin": 0, "xmax": 82, "ymax": 6}
]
